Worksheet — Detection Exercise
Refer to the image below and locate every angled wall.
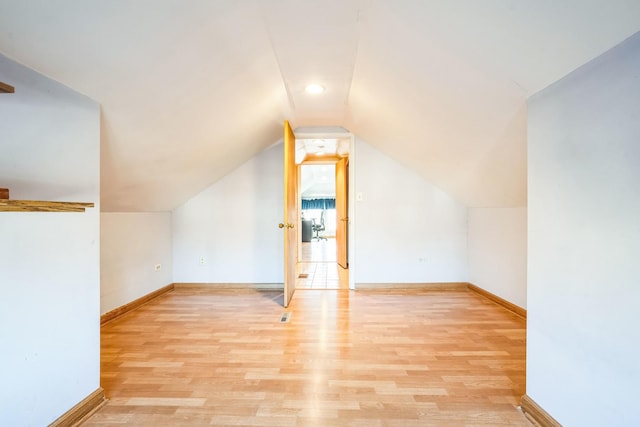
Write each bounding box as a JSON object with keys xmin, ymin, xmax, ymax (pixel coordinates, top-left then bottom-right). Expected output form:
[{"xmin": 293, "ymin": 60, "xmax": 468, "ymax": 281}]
[
  {"xmin": 0, "ymin": 55, "xmax": 100, "ymax": 426},
  {"xmin": 172, "ymin": 138, "xmax": 469, "ymax": 286},
  {"xmin": 527, "ymin": 32, "xmax": 640, "ymax": 426},
  {"xmin": 353, "ymin": 139, "xmax": 468, "ymax": 284},
  {"xmin": 101, "ymin": 212, "xmax": 173, "ymax": 314},
  {"xmin": 468, "ymin": 207, "xmax": 527, "ymax": 308},
  {"xmin": 172, "ymin": 143, "xmax": 284, "ymax": 284}
]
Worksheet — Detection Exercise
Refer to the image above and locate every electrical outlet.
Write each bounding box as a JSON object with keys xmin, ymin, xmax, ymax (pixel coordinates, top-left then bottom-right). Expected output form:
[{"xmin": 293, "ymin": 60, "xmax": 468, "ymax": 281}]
[
  {"xmin": 154, "ymin": 264, "xmax": 161, "ymax": 271},
  {"xmin": 418, "ymin": 257, "xmax": 426, "ymax": 263},
  {"xmin": 200, "ymin": 256, "xmax": 205, "ymax": 265}
]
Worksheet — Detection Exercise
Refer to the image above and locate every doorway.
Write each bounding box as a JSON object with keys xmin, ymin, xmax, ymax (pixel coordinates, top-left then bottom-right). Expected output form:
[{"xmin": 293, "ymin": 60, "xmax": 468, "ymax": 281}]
[{"xmin": 296, "ymin": 161, "xmax": 348, "ymax": 290}]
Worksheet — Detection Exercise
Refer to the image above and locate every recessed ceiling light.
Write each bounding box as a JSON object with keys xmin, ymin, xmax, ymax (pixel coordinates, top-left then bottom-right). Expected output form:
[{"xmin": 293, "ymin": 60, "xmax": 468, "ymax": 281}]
[{"xmin": 305, "ymin": 84, "xmax": 325, "ymax": 94}]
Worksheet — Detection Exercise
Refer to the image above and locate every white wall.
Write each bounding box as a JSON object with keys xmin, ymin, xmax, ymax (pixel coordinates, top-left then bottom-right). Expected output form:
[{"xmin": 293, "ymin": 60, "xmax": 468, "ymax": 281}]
[
  {"xmin": 527, "ymin": 32, "xmax": 640, "ymax": 427},
  {"xmin": 172, "ymin": 143, "xmax": 284, "ymax": 283},
  {"xmin": 468, "ymin": 207, "xmax": 527, "ymax": 308},
  {"xmin": 101, "ymin": 212, "xmax": 173, "ymax": 313},
  {"xmin": 353, "ymin": 139, "xmax": 468, "ymax": 283},
  {"xmin": 173, "ymin": 137, "xmax": 468, "ymax": 286},
  {"xmin": 0, "ymin": 55, "xmax": 100, "ymax": 426}
]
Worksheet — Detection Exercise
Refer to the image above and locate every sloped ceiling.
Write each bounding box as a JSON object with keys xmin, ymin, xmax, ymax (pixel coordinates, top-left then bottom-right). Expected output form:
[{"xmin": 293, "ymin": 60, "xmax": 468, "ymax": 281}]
[{"xmin": 1, "ymin": 1, "xmax": 639, "ymax": 211}]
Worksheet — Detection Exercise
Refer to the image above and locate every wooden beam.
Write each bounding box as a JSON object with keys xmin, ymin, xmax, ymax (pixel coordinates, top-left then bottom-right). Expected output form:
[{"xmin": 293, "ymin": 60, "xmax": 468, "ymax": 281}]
[
  {"xmin": 302, "ymin": 154, "xmax": 343, "ymax": 164},
  {"xmin": 0, "ymin": 205, "xmax": 86, "ymax": 212},
  {"xmin": 0, "ymin": 82, "xmax": 15, "ymax": 93},
  {"xmin": 0, "ymin": 199, "xmax": 94, "ymax": 213}
]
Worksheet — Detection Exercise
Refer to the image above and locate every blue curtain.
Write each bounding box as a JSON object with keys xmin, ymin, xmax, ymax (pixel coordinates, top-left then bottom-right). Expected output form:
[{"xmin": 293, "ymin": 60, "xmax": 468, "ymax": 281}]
[{"xmin": 302, "ymin": 198, "xmax": 335, "ymax": 210}]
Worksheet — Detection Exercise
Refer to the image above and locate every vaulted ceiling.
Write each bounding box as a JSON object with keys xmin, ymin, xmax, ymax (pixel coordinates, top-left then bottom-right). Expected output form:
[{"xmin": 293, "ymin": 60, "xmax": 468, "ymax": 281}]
[{"xmin": 1, "ymin": 1, "xmax": 639, "ymax": 211}]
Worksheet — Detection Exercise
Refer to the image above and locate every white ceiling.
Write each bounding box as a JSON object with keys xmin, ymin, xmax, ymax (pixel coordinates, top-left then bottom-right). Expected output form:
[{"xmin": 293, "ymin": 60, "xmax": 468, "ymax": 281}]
[{"xmin": 1, "ymin": 1, "xmax": 639, "ymax": 210}]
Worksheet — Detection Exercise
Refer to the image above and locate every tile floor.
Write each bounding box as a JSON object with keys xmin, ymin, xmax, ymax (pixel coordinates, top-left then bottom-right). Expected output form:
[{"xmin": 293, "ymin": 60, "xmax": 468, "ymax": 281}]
[
  {"xmin": 296, "ymin": 261, "xmax": 349, "ymax": 289},
  {"xmin": 301, "ymin": 237, "xmax": 337, "ymax": 262},
  {"xmin": 298, "ymin": 238, "xmax": 349, "ymax": 289}
]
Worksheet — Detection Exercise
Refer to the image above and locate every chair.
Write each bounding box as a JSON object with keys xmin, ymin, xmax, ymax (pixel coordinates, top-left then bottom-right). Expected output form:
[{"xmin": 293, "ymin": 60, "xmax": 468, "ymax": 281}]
[
  {"xmin": 301, "ymin": 219, "xmax": 313, "ymax": 242},
  {"xmin": 312, "ymin": 211, "xmax": 327, "ymax": 241}
]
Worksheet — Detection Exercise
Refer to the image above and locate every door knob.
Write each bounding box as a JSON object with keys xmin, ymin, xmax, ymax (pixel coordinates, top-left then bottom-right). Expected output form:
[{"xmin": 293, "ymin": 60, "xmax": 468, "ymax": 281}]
[
  {"xmin": 279, "ymin": 223, "xmax": 295, "ymax": 229},
  {"xmin": 278, "ymin": 223, "xmax": 285, "ymax": 228}
]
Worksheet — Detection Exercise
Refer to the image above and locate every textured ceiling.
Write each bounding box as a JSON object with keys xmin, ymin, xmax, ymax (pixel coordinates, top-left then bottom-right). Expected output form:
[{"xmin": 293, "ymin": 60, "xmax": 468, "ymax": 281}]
[{"xmin": 1, "ymin": 0, "xmax": 639, "ymax": 210}]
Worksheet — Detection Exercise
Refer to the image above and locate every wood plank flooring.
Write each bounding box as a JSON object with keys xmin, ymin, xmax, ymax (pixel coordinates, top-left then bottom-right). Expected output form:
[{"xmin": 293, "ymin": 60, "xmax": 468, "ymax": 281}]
[{"xmin": 86, "ymin": 288, "xmax": 530, "ymax": 426}]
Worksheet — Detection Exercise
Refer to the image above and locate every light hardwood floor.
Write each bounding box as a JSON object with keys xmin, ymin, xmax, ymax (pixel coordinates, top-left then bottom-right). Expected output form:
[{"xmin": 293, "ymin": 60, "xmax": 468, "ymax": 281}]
[{"xmin": 86, "ymin": 288, "xmax": 530, "ymax": 426}]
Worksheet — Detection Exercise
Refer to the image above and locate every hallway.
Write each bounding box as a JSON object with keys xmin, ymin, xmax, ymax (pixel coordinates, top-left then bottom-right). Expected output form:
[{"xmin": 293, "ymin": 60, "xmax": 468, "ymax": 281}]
[
  {"xmin": 298, "ymin": 238, "xmax": 349, "ymax": 290},
  {"xmin": 300, "ymin": 237, "xmax": 337, "ymax": 262}
]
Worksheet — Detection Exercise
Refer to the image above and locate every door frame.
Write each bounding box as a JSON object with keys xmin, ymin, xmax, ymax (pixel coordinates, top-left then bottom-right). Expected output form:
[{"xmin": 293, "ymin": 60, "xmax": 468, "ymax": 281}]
[
  {"xmin": 294, "ymin": 131, "xmax": 356, "ymax": 290},
  {"xmin": 335, "ymin": 157, "xmax": 348, "ymax": 269}
]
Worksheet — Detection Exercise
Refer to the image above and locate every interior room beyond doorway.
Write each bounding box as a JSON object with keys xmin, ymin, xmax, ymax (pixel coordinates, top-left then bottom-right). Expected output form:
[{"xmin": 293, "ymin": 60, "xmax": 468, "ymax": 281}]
[
  {"xmin": 298, "ymin": 163, "xmax": 348, "ymax": 289},
  {"xmin": 300, "ymin": 163, "xmax": 336, "ymax": 262},
  {"xmin": 300, "ymin": 164, "xmax": 336, "ymax": 249}
]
